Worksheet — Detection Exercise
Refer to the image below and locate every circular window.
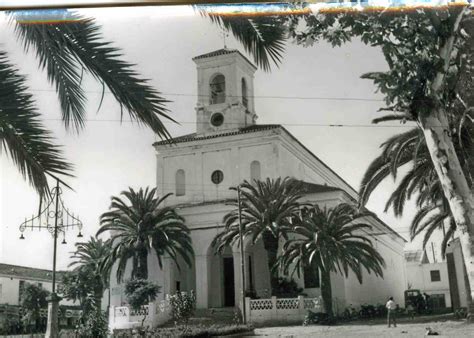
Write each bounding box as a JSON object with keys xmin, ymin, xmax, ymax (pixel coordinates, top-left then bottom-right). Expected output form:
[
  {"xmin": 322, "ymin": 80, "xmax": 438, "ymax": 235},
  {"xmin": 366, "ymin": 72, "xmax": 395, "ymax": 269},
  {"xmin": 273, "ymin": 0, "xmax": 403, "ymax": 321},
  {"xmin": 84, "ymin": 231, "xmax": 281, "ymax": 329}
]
[
  {"xmin": 211, "ymin": 170, "xmax": 224, "ymax": 184},
  {"xmin": 210, "ymin": 113, "xmax": 224, "ymax": 127}
]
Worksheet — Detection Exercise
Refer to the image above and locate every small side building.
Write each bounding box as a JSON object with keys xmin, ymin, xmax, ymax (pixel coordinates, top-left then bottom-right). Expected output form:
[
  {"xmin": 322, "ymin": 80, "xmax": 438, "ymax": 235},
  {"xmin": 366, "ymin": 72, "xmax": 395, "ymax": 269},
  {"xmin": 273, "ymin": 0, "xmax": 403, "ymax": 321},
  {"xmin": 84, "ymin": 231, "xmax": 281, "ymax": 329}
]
[
  {"xmin": 0, "ymin": 263, "xmax": 82, "ymax": 328},
  {"xmin": 404, "ymin": 250, "xmax": 451, "ymax": 310}
]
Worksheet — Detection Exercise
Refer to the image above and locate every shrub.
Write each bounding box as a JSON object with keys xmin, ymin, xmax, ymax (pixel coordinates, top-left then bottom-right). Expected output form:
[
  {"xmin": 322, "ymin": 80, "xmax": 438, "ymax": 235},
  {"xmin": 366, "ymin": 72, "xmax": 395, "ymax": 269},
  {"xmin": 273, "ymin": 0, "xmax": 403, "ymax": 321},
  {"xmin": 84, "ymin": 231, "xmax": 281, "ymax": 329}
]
[
  {"xmin": 125, "ymin": 279, "xmax": 161, "ymax": 311},
  {"xmin": 75, "ymin": 307, "xmax": 108, "ymax": 338},
  {"xmin": 112, "ymin": 323, "xmax": 253, "ymax": 337},
  {"xmin": 272, "ymin": 277, "xmax": 305, "ymax": 298},
  {"xmin": 168, "ymin": 290, "xmax": 196, "ymax": 327},
  {"xmin": 303, "ymin": 311, "xmax": 334, "ymax": 326},
  {"xmin": 20, "ymin": 282, "xmax": 49, "ymax": 332}
]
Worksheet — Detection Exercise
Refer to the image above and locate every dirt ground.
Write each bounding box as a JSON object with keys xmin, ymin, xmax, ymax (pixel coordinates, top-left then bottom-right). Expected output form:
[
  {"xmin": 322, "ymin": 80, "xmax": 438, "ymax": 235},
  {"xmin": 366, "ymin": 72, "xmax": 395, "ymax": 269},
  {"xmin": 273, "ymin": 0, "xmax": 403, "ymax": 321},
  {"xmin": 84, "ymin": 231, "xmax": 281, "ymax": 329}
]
[{"xmin": 249, "ymin": 317, "xmax": 474, "ymax": 337}]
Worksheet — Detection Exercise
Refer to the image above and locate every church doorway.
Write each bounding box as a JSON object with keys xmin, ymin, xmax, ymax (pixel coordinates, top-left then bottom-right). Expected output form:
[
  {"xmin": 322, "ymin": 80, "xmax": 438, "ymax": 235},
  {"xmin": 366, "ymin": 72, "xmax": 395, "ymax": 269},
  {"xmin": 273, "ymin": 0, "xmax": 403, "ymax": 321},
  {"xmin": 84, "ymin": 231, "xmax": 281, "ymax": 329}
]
[{"xmin": 223, "ymin": 257, "xmax": 235, "ymax": 307}]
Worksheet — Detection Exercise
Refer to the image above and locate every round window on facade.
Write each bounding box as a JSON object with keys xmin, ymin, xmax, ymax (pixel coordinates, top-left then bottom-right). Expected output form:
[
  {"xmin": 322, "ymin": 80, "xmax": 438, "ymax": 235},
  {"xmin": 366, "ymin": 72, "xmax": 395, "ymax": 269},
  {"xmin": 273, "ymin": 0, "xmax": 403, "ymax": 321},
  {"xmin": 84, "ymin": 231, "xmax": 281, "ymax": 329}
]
[
  {"xmin": 210, "ymin": 113, "xmax": 224, "ymax": 127},
  {"xmin": 211, "ymin": 170, "xmax": 224, "ymax": 184}
]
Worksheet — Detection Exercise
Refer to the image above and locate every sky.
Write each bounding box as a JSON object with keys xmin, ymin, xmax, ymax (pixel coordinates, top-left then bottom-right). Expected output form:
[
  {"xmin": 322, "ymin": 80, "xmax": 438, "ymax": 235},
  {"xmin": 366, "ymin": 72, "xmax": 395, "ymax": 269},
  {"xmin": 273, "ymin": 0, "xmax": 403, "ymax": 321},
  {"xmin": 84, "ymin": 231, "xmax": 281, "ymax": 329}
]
[{"xmin": 0, "ymin": 5, "xmax": 443, "ymax": 271}]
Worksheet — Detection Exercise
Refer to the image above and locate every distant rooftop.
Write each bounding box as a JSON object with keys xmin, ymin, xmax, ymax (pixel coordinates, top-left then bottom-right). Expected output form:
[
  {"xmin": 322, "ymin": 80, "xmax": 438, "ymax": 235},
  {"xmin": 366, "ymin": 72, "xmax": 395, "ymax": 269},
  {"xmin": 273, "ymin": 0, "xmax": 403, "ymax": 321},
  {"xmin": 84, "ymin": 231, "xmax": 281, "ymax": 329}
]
[
  {"xmin": 0, "ymin": 263, "xmax": 66, "ymax": 282},
  {"xmin": 404, "ymin": 250, "xmax": 429, "ymax": 264},
  {"xmin": 192, "ymin": 48, "xmax": 256, "ymax": 69}
]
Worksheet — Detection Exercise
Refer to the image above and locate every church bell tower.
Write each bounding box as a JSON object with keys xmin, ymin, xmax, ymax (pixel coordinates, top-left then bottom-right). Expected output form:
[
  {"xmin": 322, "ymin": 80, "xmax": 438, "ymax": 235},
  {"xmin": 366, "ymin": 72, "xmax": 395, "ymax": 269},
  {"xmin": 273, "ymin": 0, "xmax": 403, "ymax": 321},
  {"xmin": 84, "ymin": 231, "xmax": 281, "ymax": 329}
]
[{"xmin": 192, "ymin": 49, "xmax": 258, "ymax": 134}]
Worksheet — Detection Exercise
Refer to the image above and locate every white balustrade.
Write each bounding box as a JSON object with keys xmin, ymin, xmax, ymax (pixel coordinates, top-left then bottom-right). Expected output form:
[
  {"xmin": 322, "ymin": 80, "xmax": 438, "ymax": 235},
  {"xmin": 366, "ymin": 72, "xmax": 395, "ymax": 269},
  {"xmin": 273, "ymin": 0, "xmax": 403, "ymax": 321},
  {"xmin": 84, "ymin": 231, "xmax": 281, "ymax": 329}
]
[
  {"xmin": 245, "ymin": 296, "xmax": 323, "ymax": 324},
  {"xmin": 109, "ymin": 300, "xmax": 171, "ymax": 331}
]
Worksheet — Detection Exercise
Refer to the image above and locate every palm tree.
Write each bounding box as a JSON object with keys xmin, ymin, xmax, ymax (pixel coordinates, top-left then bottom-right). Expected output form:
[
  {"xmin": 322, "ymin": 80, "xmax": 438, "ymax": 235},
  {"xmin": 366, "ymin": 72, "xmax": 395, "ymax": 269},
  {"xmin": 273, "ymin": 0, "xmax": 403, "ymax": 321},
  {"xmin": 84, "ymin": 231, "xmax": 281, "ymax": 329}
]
[
  {"xmin": 277, "ymin": 203, "xmax": 385, "ymax": 317},
  {"xmin": 97, "ymin": 187, "xmax": 194, "ymax": 282},
  {"xmin": 69, "ymin": 236, "xmax": 113, "ymax": 312},
  {"xmin": 2, "ymin": 9, "xmax": 287, "ymax": 197},
  {"xmin": 359, "ymin": 121, "xmax": 473, "ymax": 257},
  {"xmin": 2, "ymin": 10, "xmax": 174, "ymax": 196},
  {"xmin": 213, "ymin": 177, "xmax": 304, "ymax": 292}
]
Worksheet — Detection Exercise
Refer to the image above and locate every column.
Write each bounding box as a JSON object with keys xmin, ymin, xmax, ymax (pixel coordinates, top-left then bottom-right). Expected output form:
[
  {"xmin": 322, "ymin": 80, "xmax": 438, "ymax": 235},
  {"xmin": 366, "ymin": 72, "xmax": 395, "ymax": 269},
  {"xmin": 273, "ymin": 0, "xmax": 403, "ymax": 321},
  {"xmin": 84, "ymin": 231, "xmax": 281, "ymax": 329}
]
[
  {"xmin": 45, "ymin": 293, "xmax": 61, "ymax": 338},
  {"xmin": 195, "ymin": 254, "xmax": 210, "ymax": 309}
]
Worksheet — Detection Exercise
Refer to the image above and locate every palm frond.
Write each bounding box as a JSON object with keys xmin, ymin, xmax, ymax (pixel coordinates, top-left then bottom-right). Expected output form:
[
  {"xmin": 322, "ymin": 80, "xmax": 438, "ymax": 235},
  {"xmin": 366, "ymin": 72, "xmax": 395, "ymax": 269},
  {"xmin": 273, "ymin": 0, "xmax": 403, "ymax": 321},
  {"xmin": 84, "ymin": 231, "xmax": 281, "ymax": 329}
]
[
  {"xmin": 196, "ymin": 9, "xmax": 286, "ymax": 72},
  {"xmin": 97, "ymin": 187, "xmax": 193, "ymax": 281},
  {"xmin": 11, "ymin": 11, "xmax": 174, "ymax": 140},
  {"xmin": 0, "ymin": 51, "xmax": 73, "ymax": 196},
  {"xmin": 12, "ymin": 13, "xmax": 86, "ymax": 131}
]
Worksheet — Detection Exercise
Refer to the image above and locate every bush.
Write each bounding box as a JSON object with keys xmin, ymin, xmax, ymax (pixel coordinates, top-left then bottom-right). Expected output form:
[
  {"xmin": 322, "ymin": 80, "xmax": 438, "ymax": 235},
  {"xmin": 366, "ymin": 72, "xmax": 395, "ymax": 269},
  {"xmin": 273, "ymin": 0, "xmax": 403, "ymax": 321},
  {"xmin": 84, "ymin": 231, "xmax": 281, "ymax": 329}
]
[
  {"xmin": 302, "ymin": 311, "xmax": 335, "ymax": 326},
  {"xmin": 272, "ymin": 277, "xmax": 305, "ymax": 298},
  {"xmin": 168, "ymin": 291, "xmax": 196, "ymax": 327},
  {"xmin": 75, "ymin": 308, "xmax": 108, "ymax": 338},
  {"xmin": 112, "ymin": 324, "xmax": 254, "ymax": 337},
  {"xmin": 125, "ymin": 279, "xmax": 161, "ymax": 312},
  {"xmin": 455, "ymin": 308, "xmax": 467, "ymax": 319}
]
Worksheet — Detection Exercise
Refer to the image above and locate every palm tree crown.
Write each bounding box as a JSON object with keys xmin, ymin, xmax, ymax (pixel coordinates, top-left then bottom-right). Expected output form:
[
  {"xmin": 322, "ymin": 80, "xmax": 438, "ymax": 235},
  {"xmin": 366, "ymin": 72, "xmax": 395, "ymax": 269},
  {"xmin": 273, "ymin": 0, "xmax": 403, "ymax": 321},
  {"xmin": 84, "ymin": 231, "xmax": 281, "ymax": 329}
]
[
  {"xmin": 278, "ymin": 203, "xmax": 385, "ymax": 316},
  {"xmin": 359, "ymin": 122, "xmax": 473, "ymax": 256},
  {"xmin": 213, "ymin": 177, "xmax": 304, "ymax": 292},
  {"xmin": 97, "ymin": 187, "xmax": 194, "ymax": 282},
  {"xmin": 68, "ymin": 236, "xmax": 113, "ymax": 311},
  {"xmin": 69, "ymin": 236, "xmax": 113, "ymax": 288}
]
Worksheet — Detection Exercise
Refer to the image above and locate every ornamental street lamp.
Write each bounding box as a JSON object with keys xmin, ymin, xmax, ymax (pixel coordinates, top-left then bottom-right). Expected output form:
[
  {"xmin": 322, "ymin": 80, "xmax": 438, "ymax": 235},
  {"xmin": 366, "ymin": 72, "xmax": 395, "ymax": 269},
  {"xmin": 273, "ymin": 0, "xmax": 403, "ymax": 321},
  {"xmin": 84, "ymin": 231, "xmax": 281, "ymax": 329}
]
[{"xmin": 19, "ymin": 180, "xmax": 83, "ymax": 338}]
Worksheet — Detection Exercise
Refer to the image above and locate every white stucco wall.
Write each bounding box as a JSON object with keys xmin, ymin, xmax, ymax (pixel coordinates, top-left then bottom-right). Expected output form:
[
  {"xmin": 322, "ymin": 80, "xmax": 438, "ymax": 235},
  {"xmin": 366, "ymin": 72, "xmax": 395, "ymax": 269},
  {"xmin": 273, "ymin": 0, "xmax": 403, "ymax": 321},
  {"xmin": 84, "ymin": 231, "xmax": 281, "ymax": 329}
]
[
  {"xmin": 149, "ymin": 127, "xmax": 408, "ymax": 313},
  {"xmin": 0, "ymin": 276, "xmax": 77, "ymax": 307},
  {"xmin": 0, "ymin": 276, "xmax": 22, "ymax": 305}
]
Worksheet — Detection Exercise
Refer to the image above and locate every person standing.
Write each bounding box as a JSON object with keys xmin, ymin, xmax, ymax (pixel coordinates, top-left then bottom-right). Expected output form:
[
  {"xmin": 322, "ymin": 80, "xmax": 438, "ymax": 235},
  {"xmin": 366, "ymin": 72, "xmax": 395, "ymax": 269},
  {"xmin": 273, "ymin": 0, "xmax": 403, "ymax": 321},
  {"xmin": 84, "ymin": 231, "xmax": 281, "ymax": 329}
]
[{"xmin": 386, "ymin": 297, "xmax": 397, "ymax": 328}]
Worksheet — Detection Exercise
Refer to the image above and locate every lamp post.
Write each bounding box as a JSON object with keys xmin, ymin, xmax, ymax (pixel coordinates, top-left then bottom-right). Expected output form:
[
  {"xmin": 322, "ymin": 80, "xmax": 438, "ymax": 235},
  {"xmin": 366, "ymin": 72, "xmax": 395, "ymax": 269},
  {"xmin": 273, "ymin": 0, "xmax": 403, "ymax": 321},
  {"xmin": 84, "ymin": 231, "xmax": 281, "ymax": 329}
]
[
  {"xmin": 19, "ymin": 180, "xmax": 83, "ymax": 338},
  {"xmin": 237, "ymin": 185, "xmax": 246, "ymax": 324}
]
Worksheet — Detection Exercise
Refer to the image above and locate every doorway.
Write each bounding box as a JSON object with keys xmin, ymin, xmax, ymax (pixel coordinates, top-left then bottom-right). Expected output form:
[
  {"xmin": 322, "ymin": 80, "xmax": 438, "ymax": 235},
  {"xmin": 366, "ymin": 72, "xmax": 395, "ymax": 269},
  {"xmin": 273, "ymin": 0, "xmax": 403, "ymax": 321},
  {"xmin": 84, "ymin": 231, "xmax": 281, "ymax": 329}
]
[{"xmin": 223, "ymin": 257, "xmax": 235, "ymax": 307}]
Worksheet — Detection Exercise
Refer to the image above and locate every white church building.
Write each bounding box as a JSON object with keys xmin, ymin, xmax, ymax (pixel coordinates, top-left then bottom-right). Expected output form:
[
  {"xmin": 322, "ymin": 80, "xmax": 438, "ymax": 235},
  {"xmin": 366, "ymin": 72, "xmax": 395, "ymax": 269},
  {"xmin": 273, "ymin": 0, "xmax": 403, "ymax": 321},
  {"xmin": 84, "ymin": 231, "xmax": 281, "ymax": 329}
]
[{"xmin": 109, "ymin": 49, "xmax": 408, "ymax": 326}]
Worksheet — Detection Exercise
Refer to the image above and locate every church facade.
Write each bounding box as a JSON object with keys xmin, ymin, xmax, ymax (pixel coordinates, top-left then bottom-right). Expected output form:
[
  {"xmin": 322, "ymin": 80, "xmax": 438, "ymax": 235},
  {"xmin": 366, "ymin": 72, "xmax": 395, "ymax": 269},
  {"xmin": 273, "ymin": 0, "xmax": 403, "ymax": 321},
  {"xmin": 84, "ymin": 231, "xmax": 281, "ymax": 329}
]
[{"xmin": 109, "ymin": 49, "xmax": 408, "ymax": 313}]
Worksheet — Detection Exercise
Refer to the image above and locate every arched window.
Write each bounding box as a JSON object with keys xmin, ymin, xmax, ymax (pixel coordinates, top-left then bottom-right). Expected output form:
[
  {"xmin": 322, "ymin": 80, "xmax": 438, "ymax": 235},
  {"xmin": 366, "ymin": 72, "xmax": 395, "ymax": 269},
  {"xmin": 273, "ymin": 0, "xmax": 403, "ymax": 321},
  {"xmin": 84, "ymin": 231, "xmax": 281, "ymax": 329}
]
[
  {"xmin": 250, "ymin": 161, "xmax": 261, "ymax": 182},
  {"xmin": 241, "ymin": 78, "xmax": 248, "ymax": 108},
  {"xmin": 210, "ymin": 74, "xmax": 226, "ymax": 104},
  {"xmin": 175, "ymin": 169, "xmax": 186, "ymax": 196}
]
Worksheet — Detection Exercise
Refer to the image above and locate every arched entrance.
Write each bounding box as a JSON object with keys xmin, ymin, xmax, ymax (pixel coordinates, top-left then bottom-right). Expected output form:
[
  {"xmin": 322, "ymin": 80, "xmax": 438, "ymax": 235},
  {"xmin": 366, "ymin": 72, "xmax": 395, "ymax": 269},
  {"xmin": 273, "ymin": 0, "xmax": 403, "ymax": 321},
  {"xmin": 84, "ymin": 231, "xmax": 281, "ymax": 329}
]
[{"xmin": 208, "ymin": 244, "xmax": 236, "ymax": 308}]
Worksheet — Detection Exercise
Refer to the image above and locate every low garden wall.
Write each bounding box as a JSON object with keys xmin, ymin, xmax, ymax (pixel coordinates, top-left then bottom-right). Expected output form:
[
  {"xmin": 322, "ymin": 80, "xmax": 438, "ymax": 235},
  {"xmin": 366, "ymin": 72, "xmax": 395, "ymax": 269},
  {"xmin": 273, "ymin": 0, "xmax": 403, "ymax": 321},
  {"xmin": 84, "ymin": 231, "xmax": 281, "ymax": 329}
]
[
  {"xmin": 109, "ymin": 300, "xmax": 170, "ymax": 331},
  {"xmin": 245, "ymin": 296, "xmax": 323, "ymax": 324}
]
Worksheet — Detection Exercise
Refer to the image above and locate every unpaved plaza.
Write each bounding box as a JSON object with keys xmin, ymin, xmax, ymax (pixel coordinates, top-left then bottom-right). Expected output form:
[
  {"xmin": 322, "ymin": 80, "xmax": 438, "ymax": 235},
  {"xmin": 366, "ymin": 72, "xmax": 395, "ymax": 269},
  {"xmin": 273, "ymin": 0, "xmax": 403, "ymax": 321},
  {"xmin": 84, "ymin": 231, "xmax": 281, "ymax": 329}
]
[{"xmin": 251, "ymin": 320, "xmax": 474, "ymax": 337}]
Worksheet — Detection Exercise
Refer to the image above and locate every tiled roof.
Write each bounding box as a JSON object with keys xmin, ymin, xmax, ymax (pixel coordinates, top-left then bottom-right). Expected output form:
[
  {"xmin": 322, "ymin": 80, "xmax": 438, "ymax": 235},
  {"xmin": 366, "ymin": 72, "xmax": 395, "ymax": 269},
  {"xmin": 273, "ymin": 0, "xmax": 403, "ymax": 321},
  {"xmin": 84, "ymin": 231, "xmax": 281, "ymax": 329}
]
[
  {"xmin": 192, "ymin": 48, "xmax": 256, "ymax": 69},
  {"xmin": 299, "ymin": 182, "xmax": 342, "ymax": 194},
  {"xmin": 404, "ymin": 250, "xmax": 427, "ymax": 263},
  {"xmin": 153, "ymin": 124, "xmax": 281, "ymax": 146},
  {"xmin": 0, "ymin": 263, "xmax": 66, "ymax": 281}
]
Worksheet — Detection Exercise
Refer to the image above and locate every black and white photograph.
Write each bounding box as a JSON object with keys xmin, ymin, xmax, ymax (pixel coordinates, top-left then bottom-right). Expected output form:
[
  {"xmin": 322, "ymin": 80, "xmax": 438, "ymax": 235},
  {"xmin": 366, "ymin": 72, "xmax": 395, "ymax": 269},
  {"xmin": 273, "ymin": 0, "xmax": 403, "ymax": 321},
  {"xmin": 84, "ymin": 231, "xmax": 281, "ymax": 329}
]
[{"xmin": 0, "ymin": 2, "xmax": 473, "ymax": 337}]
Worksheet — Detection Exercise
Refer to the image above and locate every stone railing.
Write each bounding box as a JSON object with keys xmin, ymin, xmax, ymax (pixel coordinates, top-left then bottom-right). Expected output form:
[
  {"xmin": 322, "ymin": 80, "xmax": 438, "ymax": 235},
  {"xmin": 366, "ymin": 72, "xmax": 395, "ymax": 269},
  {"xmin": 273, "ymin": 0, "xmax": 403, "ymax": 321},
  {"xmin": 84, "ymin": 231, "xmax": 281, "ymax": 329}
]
[
  {"xmin": 245, "ymin": 296, "xmax": 323, "ymax": 324},
  {"xmin": 109, "ymin": 300, "xmax": 170, "ymax": 331}
]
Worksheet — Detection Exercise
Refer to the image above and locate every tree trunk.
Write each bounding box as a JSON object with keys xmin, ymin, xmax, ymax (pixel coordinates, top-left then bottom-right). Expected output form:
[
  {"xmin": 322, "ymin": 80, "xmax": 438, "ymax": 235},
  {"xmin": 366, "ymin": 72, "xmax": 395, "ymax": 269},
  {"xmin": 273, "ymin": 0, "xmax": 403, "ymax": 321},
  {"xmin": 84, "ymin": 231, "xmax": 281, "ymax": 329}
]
[
  {"xmin": 262, "ymin": 231, "xmax": 279, "ymax": 293},
  {"xmin": 420, "ymin": 6, "xmax": 474, "ymax": 318},
  {"xmin": 320, "ymin": 269, "xmax": 333, "ymax": 318},
  {"xmin": 419, "ymin": 108, "xmax": 474, "ymax": 316},
  {"xmin": 136, "ymin": 249, "xmax": 148, "ymax": 280},
  {"xmin": 94, "ymin": 287, "xmax": 104, "ymax": 314}
]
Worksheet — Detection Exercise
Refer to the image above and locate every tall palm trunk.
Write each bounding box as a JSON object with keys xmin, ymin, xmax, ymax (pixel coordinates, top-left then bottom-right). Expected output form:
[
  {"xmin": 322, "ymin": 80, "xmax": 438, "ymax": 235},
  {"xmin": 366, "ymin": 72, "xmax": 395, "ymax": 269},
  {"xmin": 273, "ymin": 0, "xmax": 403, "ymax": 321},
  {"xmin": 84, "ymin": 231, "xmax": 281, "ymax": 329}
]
[
  {"xmin": 320, "ymin": 269, "xmax": 333, "ymax": 318},
  {"xmin": 262, "ymin": 231, "xmax": 279, "ymax": 292},
  {"xmin": 94, "ymin": 286, "xmax": 104, "ymax": 313},
  {"xmin": 136, "ymin": 247, "xmax": 148, "ymax": 280}
]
